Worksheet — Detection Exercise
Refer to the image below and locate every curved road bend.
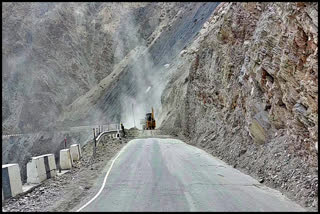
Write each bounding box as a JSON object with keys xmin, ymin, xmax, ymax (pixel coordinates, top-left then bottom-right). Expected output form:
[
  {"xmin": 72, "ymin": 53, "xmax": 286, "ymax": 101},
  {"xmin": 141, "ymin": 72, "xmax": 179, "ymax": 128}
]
[{"xmin": 75, "ymin": 138, "xmax": 305, "ymax": 212}]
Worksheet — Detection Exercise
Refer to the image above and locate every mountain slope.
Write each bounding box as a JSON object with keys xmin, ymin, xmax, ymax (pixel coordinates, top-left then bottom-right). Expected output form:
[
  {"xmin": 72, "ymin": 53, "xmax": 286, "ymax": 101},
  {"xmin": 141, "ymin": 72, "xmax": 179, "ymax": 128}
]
[{"xmin": 159, "ymin": 2, "xmax": 318, "ymax": 209}]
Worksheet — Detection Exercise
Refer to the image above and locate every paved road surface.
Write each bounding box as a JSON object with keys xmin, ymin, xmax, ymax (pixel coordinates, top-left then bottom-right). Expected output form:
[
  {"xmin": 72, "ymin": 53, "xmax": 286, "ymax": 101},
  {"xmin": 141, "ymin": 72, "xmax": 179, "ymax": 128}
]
[{"xmin": 76, "ymin": 138, "xmax": 305, "ymax": 212}]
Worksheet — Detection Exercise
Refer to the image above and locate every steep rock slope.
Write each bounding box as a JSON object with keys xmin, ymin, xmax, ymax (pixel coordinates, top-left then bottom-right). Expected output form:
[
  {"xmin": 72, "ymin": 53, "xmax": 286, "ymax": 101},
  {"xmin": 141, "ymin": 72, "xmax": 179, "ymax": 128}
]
[
  {"xmin": 160, "ymin": 2, "xmax": 318, "ymax": 210},
  {"xmin": 1, "ymin": 2, "xmax": 154, "ymax": 133},
  {"xmin": 2, "ymin": 2, "xmax": 219, "ymax": 182},
  {"xmin": 2, "ymin": 2, "xmax": 123, "ymax": 133},
  {"xmin": 2, "ymin": 2, "xmax": 149, "ymax": 180},
  {"xmin": 2, "ymin": 2, "xmax": 219, "ymax": 133},
  {"xmin": 58, "ymin": 2, "xmax": 219, "ymax": 128}
]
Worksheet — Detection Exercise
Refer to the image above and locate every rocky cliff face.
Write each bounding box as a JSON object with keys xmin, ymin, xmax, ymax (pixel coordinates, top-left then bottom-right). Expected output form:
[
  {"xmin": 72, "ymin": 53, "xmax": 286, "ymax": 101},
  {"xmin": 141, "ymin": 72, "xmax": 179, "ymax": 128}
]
[{"xmin": 160, "ymin": 2, "xmax": 318, "ymax": 209}]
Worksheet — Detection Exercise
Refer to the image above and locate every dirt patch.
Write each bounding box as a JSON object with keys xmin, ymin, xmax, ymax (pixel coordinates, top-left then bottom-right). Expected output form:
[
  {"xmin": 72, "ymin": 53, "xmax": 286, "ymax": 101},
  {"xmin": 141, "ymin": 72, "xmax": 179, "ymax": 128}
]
[{"xmin": 2, "ymin": 131, "xmax": 137, "ymax": 212}]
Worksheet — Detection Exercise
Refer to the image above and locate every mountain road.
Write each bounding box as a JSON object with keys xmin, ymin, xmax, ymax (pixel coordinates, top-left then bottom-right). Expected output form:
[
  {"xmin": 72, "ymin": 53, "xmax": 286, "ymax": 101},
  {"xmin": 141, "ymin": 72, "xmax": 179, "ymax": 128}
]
[{"xmin": 75, "ymin": 137, "xmax": 305, "ymax": 212}]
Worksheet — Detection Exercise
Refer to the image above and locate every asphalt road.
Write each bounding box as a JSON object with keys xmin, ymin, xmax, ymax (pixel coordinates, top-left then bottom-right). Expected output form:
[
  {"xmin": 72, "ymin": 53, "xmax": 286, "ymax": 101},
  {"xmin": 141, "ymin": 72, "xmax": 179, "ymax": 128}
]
[{"xmin": 76, "ymin": 138, "xmax": 305, "ymax": 212}]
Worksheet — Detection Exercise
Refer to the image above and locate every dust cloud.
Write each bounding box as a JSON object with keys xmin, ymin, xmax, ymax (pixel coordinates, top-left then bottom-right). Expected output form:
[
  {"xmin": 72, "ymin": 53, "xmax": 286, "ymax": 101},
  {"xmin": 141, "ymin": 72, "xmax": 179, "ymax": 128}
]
[{"xmin": 111, "ymin": 9, "xmax": 169, "ymax": 129}]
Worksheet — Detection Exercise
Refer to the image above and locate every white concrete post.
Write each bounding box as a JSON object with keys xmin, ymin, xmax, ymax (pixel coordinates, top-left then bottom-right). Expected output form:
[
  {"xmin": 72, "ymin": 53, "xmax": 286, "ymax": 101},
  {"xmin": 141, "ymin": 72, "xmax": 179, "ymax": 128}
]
[
  {"xmin": 26, "ymin": 154, "xmax": 56, "ymax": 184},
  {"xmin": 41, "ymin": 154, "xmax": 57, "ymax": 178},
  {"xmin": 2, "ymin": 164, "xmax": 23, "ymax": 199},
  {"xmin": 60, "ymin": 149, "xmax": 73, "ymax": 170},
  {"xmin": 70, "ymin": 144, "xmax": 82, "ymax": 161},
  {"xmin": 27, "ymin": 156, "xmax": 47, "ymax": 183}
]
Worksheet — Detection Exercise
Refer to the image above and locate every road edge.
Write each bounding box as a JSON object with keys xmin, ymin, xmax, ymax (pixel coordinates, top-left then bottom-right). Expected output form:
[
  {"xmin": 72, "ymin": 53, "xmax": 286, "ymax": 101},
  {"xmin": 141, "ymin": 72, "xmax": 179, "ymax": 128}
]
[{"xmin": 71, "ymin": 140, "xmax": 133, "ymax": 212}]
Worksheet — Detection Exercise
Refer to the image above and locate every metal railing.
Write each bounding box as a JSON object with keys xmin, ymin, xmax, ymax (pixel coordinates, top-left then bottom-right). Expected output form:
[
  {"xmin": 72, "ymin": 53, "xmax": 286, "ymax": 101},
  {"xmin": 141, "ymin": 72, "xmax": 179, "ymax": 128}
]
[
  {"xmin": 92, "ymin": 123, "xmax": 121, "ymax": 158},
  {"xmin": 2, "ymin": 123, "xmax": 120, "ymax": 137},
  {"xmin": 2, "ymin": 123, "xmax": 121, "ymax": 160}
]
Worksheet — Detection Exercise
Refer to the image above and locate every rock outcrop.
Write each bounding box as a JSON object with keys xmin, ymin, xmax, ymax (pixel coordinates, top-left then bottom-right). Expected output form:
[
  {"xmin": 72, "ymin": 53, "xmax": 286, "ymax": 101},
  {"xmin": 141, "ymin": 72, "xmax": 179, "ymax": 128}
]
[{"xmin": 160, "ymin": 2, "xmax": 318, "ymax": 210}]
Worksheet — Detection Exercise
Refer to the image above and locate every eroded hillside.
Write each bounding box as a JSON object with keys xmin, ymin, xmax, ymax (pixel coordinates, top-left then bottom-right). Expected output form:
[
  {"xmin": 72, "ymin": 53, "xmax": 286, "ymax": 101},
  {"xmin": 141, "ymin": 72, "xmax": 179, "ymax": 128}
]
[
  {"xmin": 2, "ymin": 1, "xmax": 219, "ymax": 182},
  {"xmin": 2, "ymin": 2, "xmax": 219, "ymax": 133},
  {"xmin": 160, "ymin": 2, "xmax": 318, "ymax": 209}
]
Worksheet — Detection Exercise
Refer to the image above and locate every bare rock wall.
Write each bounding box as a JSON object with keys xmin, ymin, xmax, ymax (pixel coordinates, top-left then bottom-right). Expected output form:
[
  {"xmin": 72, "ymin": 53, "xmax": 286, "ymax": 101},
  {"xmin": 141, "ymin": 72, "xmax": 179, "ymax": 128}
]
[{"xmin": 160, "ymin": 2, "xmax": 318, "ymax": 210}]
